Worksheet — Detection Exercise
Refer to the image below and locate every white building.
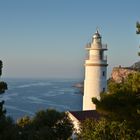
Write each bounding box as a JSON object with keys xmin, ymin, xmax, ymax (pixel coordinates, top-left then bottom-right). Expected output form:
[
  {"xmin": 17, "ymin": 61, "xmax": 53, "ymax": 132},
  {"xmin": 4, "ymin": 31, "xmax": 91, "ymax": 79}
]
[{"xmin": 83, "ymin": 30, "xmax": 108, "ymax": 110}]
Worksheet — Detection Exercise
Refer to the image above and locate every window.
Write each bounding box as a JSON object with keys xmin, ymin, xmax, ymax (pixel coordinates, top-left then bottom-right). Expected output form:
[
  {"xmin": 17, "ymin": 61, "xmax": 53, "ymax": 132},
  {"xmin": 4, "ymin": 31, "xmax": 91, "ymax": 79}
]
[
  {"xmin": 102, "ymin": 71, "xmax": 105, "ymax": 76},
  {"xmin": 100, "ymin": 51, "xmax": 103, "ymax": 59},
  {"xmin": 96, "ymin": 38, "xmax": 101, "ymax": 43},
  {"xmin": 103, "ymin": 88, "xmax": 105, "ymax": 92}
]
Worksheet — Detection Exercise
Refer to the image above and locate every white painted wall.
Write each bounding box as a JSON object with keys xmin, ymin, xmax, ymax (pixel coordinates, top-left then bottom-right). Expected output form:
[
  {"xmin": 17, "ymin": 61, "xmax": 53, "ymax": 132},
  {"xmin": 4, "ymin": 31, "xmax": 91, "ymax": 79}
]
[
  {"xmin": 67, "ymin": 112, "xmax": 80, "ymax": 139},
  {"xmin": 83, "ymin": 66, "xmax": 107, "ymax": 110}
]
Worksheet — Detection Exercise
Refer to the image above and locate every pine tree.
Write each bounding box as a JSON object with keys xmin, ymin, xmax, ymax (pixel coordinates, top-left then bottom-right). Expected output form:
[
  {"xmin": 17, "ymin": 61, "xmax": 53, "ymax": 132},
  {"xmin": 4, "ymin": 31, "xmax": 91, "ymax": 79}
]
[
  {"xmin": 0, "ymin": 60, "xmax": 7, "ymax": 117},
  {"xmin": 136, "ymin": 22, "xmax": 140, "ymax": 56}
]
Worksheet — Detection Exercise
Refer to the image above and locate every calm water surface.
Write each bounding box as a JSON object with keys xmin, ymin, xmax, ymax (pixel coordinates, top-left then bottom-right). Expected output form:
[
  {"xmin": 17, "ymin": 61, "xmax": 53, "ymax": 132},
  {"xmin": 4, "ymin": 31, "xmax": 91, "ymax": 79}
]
[{"xmin": 0, "ymin": 78, "xmax": 82, "ymax": 120}]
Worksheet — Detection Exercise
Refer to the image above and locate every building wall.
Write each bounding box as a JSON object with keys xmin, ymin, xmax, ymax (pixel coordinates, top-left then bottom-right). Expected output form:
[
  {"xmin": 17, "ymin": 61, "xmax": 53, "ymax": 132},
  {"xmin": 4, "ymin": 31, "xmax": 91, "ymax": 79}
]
[
  {"xmin": 83, "ymin": 65, "xmax": 107, "ymax": 110},
  {"xmin": 67, "ymin": 112, "xmax": 80, "ymax": 139}
]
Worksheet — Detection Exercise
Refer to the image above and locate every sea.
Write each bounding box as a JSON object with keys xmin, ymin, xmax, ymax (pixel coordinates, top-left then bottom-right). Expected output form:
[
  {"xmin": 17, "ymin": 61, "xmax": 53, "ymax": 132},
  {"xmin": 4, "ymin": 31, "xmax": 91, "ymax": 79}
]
[{"xmin": 0, "ymin": 78, "xmax": 83, "ymax": 120}]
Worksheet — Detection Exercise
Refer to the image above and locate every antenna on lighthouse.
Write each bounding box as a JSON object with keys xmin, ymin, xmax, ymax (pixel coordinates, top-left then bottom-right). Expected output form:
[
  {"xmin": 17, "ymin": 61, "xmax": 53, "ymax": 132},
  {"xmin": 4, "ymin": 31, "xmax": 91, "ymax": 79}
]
[{"xmin": 96, "ymin": 26, "xmax": 100, "ymax": 33}]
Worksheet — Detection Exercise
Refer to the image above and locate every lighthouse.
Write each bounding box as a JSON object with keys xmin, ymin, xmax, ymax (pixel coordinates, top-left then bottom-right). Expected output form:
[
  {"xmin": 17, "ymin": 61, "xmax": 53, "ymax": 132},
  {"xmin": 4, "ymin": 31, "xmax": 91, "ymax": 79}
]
[{"xmin": 83, "ymin": 30, "xmax": 108, "ymax": 110}]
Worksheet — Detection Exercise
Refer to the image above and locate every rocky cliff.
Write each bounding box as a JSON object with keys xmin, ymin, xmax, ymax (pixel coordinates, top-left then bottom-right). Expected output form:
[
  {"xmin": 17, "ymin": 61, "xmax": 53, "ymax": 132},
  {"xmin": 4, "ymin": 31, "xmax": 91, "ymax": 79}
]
[
  {"xmin": 111, "ymin": 61, "xmax": 140, "ymax": 83},
  {"xmin": 111, "ymin": 67, "xmax": 137, "ymax": 83},
  {"xmin": 130, "ymin": 61, "xmax": 140, "ymax": 70}
]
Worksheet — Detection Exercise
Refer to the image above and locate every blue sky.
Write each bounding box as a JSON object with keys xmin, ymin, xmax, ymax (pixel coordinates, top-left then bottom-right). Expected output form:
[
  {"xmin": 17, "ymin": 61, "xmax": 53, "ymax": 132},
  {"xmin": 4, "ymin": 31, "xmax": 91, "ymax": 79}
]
[{"xmin": 0, "ymin": 0, "xmax": 140, "ymax": 79}]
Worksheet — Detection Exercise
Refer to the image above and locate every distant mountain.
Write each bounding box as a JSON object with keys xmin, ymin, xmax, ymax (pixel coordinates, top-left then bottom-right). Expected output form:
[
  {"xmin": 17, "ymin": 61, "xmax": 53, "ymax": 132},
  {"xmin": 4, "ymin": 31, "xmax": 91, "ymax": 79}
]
[{"xmin": 130, "ymin": 61, "xmax": 140, "ymax": 71}]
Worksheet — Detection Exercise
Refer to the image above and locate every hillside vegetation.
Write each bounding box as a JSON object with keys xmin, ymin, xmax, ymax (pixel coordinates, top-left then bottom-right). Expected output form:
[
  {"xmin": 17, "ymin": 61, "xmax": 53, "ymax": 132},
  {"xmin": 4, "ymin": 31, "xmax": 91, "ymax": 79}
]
[{"xmin": 79, "ymin": 72, "xmax": 140, "ymax": 139}]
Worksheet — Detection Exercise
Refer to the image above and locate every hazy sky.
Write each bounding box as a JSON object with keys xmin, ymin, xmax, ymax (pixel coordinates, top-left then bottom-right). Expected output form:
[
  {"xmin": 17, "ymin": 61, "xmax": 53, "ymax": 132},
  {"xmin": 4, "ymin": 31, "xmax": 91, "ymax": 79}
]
[{"xmin": 0, "ymin": 0, "xmax": 140, "ymax": 79}]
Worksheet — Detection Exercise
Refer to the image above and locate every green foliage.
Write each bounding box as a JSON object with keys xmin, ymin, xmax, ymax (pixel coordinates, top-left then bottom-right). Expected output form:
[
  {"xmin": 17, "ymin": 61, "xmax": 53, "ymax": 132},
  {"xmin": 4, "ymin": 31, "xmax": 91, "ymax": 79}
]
[
  {"xmin": 33, "ymin": 109, "xmax": 63, "ymax": 128},
  {"xmin": 0, "ymin": 60, "xmax": 8, "ymax": 118},
  {"xmin": 0, "ymin": 82, "xmax": 8, "ymax": 94},
  {"xmin": 0, "ymin": 60, "xmax": 3, "ymax": 76},
  {"xmin": 0, "ymin": 116, "xmax": 19, "ymax": 140},
  {"xmin": 136, "ymin": 21, "xmax": 140, "ymax": 57},
  {"xmin": 17, "ymin": 109, "xmax": 73, "ymax": 140},
  {"xmin": 79, "ymin": 118, "xmax": 136, "ymax": 140},
  {"xmin": 17, "ymin": 116, "xmax": 31, "ymax": 128},
  {"xmin": 93, "ymin": 73, "xmax": 140, "ymax": 129},
  {"xmin": 108, "ymin": 79, "xmax": 124, "ymax": 94},
  {"xmin": 108, "ymin": 72, "xmax": 140, "ymax": 95},
  {"xmin": 0, "ymin": 60, "xmax": 17, "ymax": 140},
  {"xmin": 17, "ymin": 116, "xmax": 34, "ymax": 140},
  {"xmin": 33, "ymin": 109, "xmax": 73, "ymax": 140},
  {"xmin": 126, "ymin": 73, "xmax": 140, "ymax": 94},
  {"xmin": 136, "ymin": 21, "xmax": 140, "ymax": 34},
  {"xmin": 93, "ymin": 92, "xmax": 140, "ymax": 126},
  {"xmin": 78, "ymin": 72, "xmax": 140, "ymax": 139},
  {"xmin": 0, "ymin": 101, "xmax": 6, "ymax": 117}
]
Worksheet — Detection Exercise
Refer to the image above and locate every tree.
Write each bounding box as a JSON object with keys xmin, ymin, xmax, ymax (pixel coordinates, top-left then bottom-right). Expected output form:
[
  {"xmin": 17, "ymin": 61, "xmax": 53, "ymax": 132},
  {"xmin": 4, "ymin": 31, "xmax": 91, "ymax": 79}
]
[
  {"xmin": 93, "ymin": 92, "xmax": 140, "ymax": 127},
  {"xmin": 34, "ymin": 109, "xmax": 73, "ymax": 140},
  {"xmin": 0, "ymin": 61, "xmax": 18, "ymax": 140},
  {"xmin": 136, "ymin": 21, "xmax": 140, "ymax": 56},
  {"xmin": 0, "ymin": 115, "xmax": 19, "ymax": 140},
  {"xmin": 79, "ymin": 118, "xmax": 136, "ymax": 140},
  {"xmin": 79, "ymin": 72, "xmax": 140, "ymax": 139},
  {"xmin": 136, "ymin": 21, "xmax": 140, "ymax": 34},
  {"xmin": 108, "ymin": 72, "xmax": 140, "ymax": 95},
  {"xmin": 17, "ymin": 116, "xmax": 35, "ymax": 140},
  {"xmin": 17, "ymin": 109, "xmax": 73, "ymax": 140},
  {"xmin": 124, "ymin": 73, "xmax": 140, "ymax": 94},
  {"xmin": 0, "ymin": 60, "xmax": 7, "ymax": 94},
  {"xmin": 93, "ymin": 74, "xmax": 140, "ymax": 129},
  {"xmin": 0, "ymin": 60, "xmax": 8, "ymax": 118}
]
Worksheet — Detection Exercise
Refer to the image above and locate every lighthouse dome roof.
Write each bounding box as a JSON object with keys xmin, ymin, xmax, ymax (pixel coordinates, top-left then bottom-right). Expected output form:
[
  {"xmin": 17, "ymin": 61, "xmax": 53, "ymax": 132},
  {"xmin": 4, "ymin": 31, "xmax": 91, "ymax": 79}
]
[{"xmin": 93, "ymin": 30, "xmax": 101, "ymax": 39}]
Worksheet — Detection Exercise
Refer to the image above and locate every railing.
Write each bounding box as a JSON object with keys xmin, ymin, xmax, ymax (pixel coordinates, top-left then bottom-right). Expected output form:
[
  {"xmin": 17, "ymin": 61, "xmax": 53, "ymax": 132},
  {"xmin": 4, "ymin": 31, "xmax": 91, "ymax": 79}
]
[
  {"xmin": 85, "ymin": 43, "xmax": 91, "ymax": 49},
  {"xmin": 102, "ymin": 44, "xmax": 107, "ymax": 50}
]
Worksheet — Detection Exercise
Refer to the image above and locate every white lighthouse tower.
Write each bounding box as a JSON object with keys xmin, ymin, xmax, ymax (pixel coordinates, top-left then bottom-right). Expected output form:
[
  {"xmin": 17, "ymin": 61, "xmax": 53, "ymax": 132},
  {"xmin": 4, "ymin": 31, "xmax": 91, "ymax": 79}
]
[{"xmin": 83, "ymin": 30, "xmax": 108, "ymax": 110}]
